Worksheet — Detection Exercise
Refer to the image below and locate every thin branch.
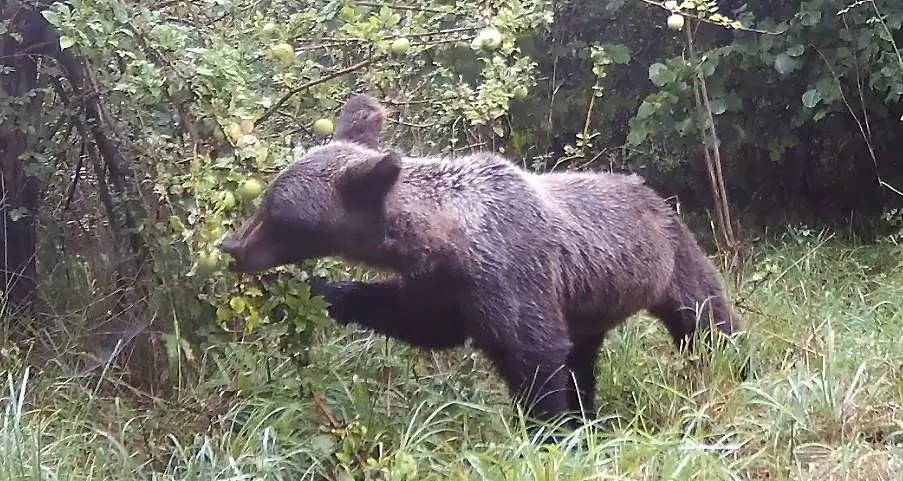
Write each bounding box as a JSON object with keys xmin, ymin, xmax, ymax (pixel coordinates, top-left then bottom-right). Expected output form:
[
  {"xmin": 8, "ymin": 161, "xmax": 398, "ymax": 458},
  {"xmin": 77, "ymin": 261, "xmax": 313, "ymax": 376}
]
[
  {"xmin": 351, "ymin": 1, "xmax": 452, "ymax": 14},
  {"xmin": 47, "ymin": 40, "xmax": 151, "ymax": 313},
  {"xmin": 63, "ymin": 139, "xmax": 85, "ymax": 211},
  {"xmin": 151, "ymin": 0, "xmax": 183, "ymax": 9},
  {"xmin": 311, "ymin": 389, "xmax": 341, "ymax": 428},
  {"xmin": 640, "ymin": 0, "xmax": 780, "ymax": 35},
  {"xmin": 869, "ymin": 0, "xmax": 903, "ymax": 67},
  {"xmin": 839, "ymin": 14, "xmax": 875, "ymax": 147},
  {"xmin": 580, "ymin": 92, "xmax": 597, "ymax": 156},
  {"xmin": 697, "ymin": 69, "xmax": 734, "ymax": 238},
  {"xmin": 547, "ymin": 56, "xmax": 561, "ymax": 149},
  {"xmin": 686, "ymin": 18, "xmax": 735, "ymax": 251},
  {"xmin": 258, "ymin": 57, "xmax": 379, "ymax": 125},
  {"xmin": 381, "ymin": 98, "xmax": 433, "ymax": 106},
  {"xmin": 393, "ymin": 26, "xmax": 479, "ymax": 39},
  {"xmin": 451, "ymin": 141, "xmax": 487, "ymax": 153},
  {"xmin": 297, "ymin": 26, "xmax": 479, "ymax": 46},
  {"xmin": 810, "ymin": 44, "xmax": 883, "ymax": 188},
  {"xmin": 389, "ymin": 117, "xmax": 439, "ymax": 129}
]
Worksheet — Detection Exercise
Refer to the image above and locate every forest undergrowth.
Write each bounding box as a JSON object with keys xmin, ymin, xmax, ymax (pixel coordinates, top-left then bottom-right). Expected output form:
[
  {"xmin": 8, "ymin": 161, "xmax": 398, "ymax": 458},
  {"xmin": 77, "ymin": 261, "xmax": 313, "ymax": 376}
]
[{"xmin": 1, "ymin": 228, "xmax": 902, "ymax": 481}]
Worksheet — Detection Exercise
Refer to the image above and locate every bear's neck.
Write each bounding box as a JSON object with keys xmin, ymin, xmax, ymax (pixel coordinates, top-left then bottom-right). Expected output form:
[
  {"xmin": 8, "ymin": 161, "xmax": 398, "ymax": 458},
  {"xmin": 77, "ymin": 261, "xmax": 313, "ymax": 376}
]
[{"xmin": 340, "ymin": 194, "xmax": 463, "ymax": 282}]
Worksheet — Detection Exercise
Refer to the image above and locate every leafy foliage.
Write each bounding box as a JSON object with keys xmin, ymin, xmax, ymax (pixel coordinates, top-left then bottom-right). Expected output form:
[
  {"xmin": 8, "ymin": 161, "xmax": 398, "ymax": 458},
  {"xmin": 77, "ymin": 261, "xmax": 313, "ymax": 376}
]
[
  {"xmin": 1, "ymin": 237, "xmax": 902, "ymax": 479},
  {"xmin": 30, "ymin": 0, "xmax": 554, "ymax": 360},
  {"xmin": 1, "ymin": 0, "xmax": 903, "ymax": 476}
]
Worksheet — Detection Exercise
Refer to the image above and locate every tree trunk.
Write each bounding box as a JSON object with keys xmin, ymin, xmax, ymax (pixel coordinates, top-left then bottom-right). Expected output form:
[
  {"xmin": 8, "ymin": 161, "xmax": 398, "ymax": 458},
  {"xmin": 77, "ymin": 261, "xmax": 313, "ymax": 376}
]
[{"xmin": 0, "ymin": 2, "xmax": 46, "ymax": 310}]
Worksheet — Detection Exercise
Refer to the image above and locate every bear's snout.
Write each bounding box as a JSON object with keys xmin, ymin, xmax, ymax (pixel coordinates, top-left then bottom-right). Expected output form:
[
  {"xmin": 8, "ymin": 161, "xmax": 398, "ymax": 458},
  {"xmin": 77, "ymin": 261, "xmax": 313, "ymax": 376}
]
[
  {"xmin": 218, "ymin": 236, "xmax": 240, "ymax": 257},
  {"xmin": 217, "ymin": 236, "xmax": 248, "ymax": 272},
  {"xmin": 216, "ymin": 232, "xmax": 277, "ymax": 273}
]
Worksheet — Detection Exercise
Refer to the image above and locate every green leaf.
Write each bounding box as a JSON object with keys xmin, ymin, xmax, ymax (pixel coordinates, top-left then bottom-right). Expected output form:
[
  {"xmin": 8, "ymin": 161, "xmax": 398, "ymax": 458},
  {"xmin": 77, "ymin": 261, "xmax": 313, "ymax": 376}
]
[
  {"xmin": 309, "ymin": 434, "xmax": 336, "ymax": 456},
  {"xmin": 802, "ymin": 88, "xmax": 822, "ymax": 108},
  {"xmin": 725, "ymin": 93, "xmax": 743, "ymax": 111},
  {"xmin": 799, "ymin": 9, "xmax": 822, "ymax": 26},
  {"xmin": 773, "ymin": 53, "xmax": 801, "ymax": 75},
  {"xmin": 168, "ymin": 216, "xmax": 186, "ymax": 234},
  {"xmin": 815, "ymin": 77, "xmax": 839, "ymax": 102},
  {"xmin": 608, "ymin": 44, "xmax": 631, "ymax": 64},
  {"xmin": 59, "ymin": 36, "xmax": 75, "ymax": 50},
  {"xmin": 836, "ymin": 46, "xmax": 854, "ymax": 66},
  {"xmin": 636, "ymin": 100, "xmax": 656, "ymax": 119},
  {"xmin": 648, "ymin": 63, "xmax": 676, "ymax": 87},
  {"xmin": 676, "ymin": 117, "xmax": 694, "ymax": 136},
  {"xmin": 786, "ymin": 44, "xmax": 805, "ymax": 57},
  {"xmin": 626, "ymin": 128, "xmax": 647, "ymax": 145},
  {"xmin": 700, "ymin": 57, "xmax": 716, "ymax": 76},
  {"xmin": 709, "ymin": 98, "xmax": 727, "ymax": 115},
  {"xmin": 229, "ymin": 296, "xmax": 247, "ymax": 313},
  {"xmin": 246, "ymin": 310, "xmax": 261, "ymax": 331},
  {"xmin": 9, "ymin": 207, "xmax": 28, "ymax": 222},
  {"xmin": 41, "ymin": 10, "xmax": 61, "ymax": 26}
]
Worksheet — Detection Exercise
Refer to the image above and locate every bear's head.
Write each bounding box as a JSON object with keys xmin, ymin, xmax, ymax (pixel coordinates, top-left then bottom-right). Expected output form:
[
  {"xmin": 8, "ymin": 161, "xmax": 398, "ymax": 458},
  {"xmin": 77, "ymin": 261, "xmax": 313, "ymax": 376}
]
[{"xmin": 218, "ymin": 94, "xmax": 402, "ymax": 273}]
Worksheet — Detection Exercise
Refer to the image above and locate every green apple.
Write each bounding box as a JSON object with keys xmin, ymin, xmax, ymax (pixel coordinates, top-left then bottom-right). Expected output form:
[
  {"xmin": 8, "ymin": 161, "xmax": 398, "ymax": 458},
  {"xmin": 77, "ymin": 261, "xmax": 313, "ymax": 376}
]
[
  {"xmin": 312, "ymin": 118, "xmax": 334, "ymax": 137},
  {"xmin": 219, "ymin": 190, "xmax": 236, "ymax": 211},
  {"xmin": 226, "ymin": 122, "xmax": 243, "ymax": 143},
  {"xmin": 479, "ymin": 27, "xmax": 502, "ymax": 51},
  {"xmin": 667, "ymin": 13, "xmax": 685, "ymax": 31},
  {"xmin": 269, "ymin": 42, "xmax": 295, "ymax": 65},
  {"xmin": 236, "ymin": 178, "xmax": 264, "ymax": 202},
  {"xmin": 196, "ymin": 250, "xmax": 221, "ymax": 275},
  {"xmin": 390, "ymin": 37, "xmax": 411, "ymax": 55}
]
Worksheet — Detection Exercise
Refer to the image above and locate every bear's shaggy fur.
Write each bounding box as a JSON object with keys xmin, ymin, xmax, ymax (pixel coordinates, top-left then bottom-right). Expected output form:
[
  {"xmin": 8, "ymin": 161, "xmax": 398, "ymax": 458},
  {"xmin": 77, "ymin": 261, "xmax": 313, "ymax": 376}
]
[{"xmin": 219, "ymin": 93, "xmax": 747, "ymax": 438}]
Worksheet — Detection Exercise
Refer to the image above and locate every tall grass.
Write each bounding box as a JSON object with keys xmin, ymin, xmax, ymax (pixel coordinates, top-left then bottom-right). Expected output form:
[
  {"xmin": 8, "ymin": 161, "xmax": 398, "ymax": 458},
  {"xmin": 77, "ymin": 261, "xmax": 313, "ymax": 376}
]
[{"xmin": 1, "ymin": 232, "xmax": 902, "ymax": 480}]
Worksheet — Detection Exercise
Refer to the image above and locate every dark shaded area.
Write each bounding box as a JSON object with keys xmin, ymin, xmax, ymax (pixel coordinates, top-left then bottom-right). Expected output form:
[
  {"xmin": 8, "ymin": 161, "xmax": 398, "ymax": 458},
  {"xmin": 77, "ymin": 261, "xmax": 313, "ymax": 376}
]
[
  {"xmin": 507, "ymin": 0, "xmax": 903, "ymax": 237},
  {"xmin": 1, "ymin": 0, "xmax": 165, "ymax": 392},
  {"xmin": 0, "ymin": 2, "xmax": 48, "ymax": 310}
]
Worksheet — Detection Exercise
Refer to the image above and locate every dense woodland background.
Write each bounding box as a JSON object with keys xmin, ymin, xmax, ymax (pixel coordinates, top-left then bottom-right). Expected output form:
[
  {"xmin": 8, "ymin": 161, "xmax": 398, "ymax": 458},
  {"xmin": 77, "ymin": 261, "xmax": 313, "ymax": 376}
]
[{"xmin": 1, "ymin": 0, "xmax": 902, "ymax": 479}]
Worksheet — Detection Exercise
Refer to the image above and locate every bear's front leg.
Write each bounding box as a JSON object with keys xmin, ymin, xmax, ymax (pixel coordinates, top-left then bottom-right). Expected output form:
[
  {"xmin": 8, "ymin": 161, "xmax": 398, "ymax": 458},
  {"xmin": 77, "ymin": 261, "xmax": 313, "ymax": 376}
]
[
  {"xmin": 463, "ymin": 282, "xmax": 574, "ymax": 443},
  {"xmin": 308, "ymin": 277, "xmax": 468, "ymax": 350},
  {"xmin": 564, "ymin": 331, "xmax": 606, "ymax": 420}
]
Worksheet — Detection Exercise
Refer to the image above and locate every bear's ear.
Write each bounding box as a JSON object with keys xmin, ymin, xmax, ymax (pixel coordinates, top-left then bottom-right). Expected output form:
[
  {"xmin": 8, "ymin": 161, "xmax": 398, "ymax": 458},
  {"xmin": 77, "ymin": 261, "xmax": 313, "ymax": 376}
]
[
  {"xmin": 337, "ymin": 150, "xmax": 402, "ymax": 208},
  {"xmin": 332, "ymin": 93, "xmax": 387, "ymax": 149}
]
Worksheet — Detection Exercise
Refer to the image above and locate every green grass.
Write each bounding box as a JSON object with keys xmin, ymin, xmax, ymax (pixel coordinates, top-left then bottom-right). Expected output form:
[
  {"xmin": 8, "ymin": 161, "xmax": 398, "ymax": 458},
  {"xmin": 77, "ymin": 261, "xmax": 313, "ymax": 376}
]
[{"xmin": 2, "ymin": 232, "xmax": 903, "ymax": 480}]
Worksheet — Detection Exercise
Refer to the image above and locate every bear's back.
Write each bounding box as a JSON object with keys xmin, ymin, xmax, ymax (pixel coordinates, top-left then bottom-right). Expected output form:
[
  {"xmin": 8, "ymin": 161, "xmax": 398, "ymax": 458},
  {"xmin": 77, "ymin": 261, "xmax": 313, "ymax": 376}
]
[
  {"xmin": 536, "ymin": 171, "xmax": 675, "ymax": 232},
  {"xmin": 533, "ymin": 170, "xmax": 680, "ymax": 321},
  {"xmin": 395, "ymin": 152, "xmax": 539, "ymax": 234},
  {"xmin": 386, "ymin": 156, "xmax": 679, "ymax": 321}
]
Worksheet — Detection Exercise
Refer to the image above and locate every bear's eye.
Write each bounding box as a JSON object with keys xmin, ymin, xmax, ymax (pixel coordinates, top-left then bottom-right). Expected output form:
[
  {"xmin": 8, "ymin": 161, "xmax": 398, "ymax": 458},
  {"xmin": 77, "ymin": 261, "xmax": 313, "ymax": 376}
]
[{"xmin": 268, "ymin": 202, "xmax": 321, "ymax": 236}]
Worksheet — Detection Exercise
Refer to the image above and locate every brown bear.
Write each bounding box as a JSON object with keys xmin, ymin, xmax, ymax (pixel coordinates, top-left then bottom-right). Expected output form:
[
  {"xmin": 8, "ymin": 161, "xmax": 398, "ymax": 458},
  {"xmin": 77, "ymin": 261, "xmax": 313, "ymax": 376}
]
[{"xmin": 219, "ymin": 93, "xmax": 747, "ymax": 440}]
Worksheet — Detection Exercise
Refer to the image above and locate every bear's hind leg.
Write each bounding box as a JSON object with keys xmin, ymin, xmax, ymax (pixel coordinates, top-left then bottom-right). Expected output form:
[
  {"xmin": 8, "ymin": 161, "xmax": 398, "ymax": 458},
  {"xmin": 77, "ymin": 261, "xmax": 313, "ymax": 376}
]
[
  {"xmin": 649, "ymin": 241, "xmax": 748, "ymax": 379},
  {"xmin": 651, "ymin": 219, "xmax": 743, "ymax": 350},
  {"xmin": 310, "ymin": 278, "xmax": 468, "ymax": 350},
  {"xmin": 650, "ymin": 297, "xmax": 731, "ymax": 353}
]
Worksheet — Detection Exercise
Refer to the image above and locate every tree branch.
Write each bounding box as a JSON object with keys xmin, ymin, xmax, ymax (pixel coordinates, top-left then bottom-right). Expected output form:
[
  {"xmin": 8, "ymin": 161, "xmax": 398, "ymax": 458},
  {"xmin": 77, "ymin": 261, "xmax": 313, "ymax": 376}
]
[{"xmin": 257, "ymin": 57, "xmax": 379, "ymax": 125}]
